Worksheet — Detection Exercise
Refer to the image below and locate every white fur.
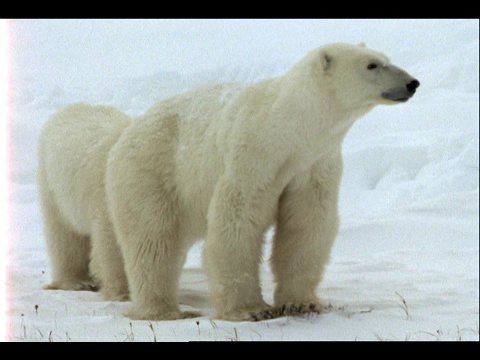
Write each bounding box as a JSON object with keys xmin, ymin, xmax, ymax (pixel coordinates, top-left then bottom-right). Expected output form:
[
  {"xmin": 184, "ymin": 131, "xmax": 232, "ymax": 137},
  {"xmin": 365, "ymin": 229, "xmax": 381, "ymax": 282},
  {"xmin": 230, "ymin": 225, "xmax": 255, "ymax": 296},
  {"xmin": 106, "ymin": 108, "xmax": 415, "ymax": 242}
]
[{"xmin": 40, "ymin": 43, "xmax": 418, "ymax": 321}]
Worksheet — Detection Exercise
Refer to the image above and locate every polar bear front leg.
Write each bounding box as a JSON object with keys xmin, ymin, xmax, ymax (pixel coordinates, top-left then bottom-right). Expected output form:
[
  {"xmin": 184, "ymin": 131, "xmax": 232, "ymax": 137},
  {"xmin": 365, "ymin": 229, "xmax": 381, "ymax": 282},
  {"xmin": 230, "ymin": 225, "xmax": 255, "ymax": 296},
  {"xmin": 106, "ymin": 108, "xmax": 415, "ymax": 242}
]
[
  {"xmin": 204, "ymin": 177, "xmax": 278, "ymax": 321},
  {"xmin": 271, "ymin": 158, "xmax": 342, "ymax": 316}
]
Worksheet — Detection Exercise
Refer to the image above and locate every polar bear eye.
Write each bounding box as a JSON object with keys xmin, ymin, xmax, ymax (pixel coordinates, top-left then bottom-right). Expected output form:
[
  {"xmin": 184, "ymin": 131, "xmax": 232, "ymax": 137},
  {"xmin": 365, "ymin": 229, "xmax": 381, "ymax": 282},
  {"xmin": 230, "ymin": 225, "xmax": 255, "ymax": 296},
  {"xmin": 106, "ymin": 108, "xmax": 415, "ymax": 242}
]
[{"xmin": 367, "ymin": 63, "xmax": 378, "ymax": 70}]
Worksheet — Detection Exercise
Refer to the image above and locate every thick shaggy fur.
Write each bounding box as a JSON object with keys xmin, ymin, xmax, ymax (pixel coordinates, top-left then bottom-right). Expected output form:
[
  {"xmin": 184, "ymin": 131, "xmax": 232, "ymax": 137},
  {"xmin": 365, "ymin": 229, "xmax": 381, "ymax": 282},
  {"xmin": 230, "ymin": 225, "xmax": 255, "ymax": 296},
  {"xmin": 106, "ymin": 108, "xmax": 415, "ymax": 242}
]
[{"xmin": 39, "ymin": 43, "xmax": 419, "ymax": 321}]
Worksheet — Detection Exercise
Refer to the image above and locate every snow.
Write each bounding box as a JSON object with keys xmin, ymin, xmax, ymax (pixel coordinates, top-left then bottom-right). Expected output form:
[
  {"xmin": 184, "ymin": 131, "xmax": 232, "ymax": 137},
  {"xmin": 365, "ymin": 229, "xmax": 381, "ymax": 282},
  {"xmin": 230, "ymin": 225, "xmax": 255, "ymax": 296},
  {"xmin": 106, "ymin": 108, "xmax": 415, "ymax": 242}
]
[{"xmin": 5, "ymin": 19, "xmax": 479, "ymax": 341}]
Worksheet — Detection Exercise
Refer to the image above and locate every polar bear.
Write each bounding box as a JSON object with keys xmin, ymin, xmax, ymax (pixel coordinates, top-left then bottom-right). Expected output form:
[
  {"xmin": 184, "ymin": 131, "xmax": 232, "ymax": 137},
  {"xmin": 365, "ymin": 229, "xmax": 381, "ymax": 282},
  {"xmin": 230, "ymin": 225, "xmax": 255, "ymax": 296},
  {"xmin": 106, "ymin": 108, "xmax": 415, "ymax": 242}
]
[
  {"xmin": 38, "ymin": 104, "xmax": 131, "ymax": 301},
  {"xmin": 104, "ymin": 43, "xmax": 419, "ymax": 321}
]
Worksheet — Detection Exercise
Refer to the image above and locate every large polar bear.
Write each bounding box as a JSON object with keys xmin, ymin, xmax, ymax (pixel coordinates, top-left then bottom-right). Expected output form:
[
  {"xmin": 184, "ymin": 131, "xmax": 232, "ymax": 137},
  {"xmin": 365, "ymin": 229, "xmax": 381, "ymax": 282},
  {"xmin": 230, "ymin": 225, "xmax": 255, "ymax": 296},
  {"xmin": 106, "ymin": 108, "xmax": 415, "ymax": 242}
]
[{"xmin": 39, "ymin": 43, "xmax": 419, "ymax": 322}]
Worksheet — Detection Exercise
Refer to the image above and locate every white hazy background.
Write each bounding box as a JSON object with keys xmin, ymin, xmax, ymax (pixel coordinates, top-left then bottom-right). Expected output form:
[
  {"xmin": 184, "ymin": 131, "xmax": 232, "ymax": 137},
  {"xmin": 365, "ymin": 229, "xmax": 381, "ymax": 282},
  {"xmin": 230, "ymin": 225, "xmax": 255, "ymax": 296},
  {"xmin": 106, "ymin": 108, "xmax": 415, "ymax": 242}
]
[{"xmin": 7, "ymin": 19, "xmax": 479, "ymax": 341}]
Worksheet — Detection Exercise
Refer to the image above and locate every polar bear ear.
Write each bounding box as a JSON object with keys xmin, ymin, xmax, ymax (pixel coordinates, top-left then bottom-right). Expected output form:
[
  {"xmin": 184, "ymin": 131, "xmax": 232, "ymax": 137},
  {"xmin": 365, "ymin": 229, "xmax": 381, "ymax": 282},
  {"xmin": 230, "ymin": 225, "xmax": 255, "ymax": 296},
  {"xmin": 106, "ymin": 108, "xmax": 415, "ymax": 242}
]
[
  {"xmin": 321, "ymin": 51, "xmax": 332, "ymax": 71},
  {"xmin": 358, "ymin": 42, "xmax": 367, "ymax": 48}
]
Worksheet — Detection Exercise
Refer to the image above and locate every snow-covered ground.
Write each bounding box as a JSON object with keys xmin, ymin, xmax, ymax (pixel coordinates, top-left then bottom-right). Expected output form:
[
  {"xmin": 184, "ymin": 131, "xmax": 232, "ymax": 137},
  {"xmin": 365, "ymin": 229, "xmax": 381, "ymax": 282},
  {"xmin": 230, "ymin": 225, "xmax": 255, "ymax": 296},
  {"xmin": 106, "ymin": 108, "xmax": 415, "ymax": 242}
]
[{"xmin": 6, "ymin": 19, "xmax": 479, "ymax": 341}]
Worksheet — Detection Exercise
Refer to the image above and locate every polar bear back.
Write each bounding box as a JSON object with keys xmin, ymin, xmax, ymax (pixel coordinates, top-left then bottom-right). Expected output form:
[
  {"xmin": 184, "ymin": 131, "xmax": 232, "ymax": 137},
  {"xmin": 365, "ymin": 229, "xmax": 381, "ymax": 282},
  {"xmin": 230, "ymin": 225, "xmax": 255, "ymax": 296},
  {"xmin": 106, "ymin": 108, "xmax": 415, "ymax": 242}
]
[{"xmin": 126, "ymin": 83, "xmax": 245, "ymax": 201}]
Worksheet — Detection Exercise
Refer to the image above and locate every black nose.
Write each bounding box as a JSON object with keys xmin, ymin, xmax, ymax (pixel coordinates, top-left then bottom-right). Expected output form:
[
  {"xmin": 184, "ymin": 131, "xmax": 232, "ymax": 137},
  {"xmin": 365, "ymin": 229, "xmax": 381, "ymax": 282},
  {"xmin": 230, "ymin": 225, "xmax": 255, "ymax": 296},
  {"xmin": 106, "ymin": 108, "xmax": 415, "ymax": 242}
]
[{"xmin": 407, "ymin": 79, "xmax": 420, "ymax": 93}]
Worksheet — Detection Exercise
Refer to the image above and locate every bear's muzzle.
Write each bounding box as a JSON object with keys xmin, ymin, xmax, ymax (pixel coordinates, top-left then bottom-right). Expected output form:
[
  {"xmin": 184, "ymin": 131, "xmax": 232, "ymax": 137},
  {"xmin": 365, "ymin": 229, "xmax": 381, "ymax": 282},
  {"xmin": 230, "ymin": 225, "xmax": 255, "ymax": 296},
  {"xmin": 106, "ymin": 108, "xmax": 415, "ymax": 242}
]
[{"xmin": 382, "ymin": 78, "xmax": 420, "ymax": 102}]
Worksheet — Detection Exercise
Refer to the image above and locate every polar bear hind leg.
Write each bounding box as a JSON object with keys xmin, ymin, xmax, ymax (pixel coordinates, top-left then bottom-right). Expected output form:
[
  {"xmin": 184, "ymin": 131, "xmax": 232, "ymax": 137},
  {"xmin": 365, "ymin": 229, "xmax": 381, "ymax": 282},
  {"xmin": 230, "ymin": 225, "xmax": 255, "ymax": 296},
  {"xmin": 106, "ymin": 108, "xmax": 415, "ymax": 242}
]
[
  {"xmin": 106, "ymin": 113, "xmax": 199, "ymax": 320},
  {"xmin": 38, "ymin": 165, "xmax": 97, "ymax": 292},
  {"xmin": 89, "ymin": 212, "xmax": 130, "ymax": 301},
  {"xmin": 110, "ymin": 175, "xmax": 199, "ymax": 320}
]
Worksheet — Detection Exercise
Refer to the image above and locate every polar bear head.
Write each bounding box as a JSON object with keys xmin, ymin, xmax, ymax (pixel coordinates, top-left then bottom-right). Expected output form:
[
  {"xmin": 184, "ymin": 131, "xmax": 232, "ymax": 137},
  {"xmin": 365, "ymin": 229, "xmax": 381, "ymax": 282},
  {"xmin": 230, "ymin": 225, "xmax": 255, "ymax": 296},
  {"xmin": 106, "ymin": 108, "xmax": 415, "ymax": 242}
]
[{"xmin": 298, "ymin": 43, "xmax": 420, "ymax": 109}]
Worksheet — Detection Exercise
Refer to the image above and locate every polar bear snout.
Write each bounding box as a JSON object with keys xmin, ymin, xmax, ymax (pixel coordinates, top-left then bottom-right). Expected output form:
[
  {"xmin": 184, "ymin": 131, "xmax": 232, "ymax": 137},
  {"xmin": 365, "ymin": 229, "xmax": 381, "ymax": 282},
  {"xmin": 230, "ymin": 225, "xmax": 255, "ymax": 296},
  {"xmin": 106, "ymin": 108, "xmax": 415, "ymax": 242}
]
[
  {"xmin": 376, "ymin": 62, "xmax": 420, "ymax": 103},
  {"xmin": 382, "ymin": 78, "xmax": 420, "ymax": 102}
]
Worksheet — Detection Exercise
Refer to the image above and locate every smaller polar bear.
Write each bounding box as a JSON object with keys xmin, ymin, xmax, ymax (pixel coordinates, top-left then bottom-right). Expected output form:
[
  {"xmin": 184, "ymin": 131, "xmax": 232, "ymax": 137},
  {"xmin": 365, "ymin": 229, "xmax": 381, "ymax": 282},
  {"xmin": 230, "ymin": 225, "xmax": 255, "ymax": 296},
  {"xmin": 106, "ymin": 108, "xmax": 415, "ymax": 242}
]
[
  {"xmin": 38, "ymin": 104, "xmax": 131, "ymax": 301},
  {"xmin": 39, "ymin": 43, "xmax": 419, "ymax": 322}
]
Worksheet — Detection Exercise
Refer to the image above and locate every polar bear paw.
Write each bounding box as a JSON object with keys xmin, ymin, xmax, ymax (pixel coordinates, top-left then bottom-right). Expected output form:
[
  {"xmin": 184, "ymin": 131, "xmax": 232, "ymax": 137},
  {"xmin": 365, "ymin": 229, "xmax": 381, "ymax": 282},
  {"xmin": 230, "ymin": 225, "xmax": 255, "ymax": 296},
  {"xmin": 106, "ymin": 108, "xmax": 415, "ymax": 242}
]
[
  {"xmin": 44, "ymin": 279, "xmax": 98, "ymax": 292},
  {"xmin": 100, "ymin": 286, "xmax": 130, "ymax": 302},
  {"xmin": 248, "ymin": 307, "xmax": 282, "ymax": 321},
  {"xmin": 278, "ymin": 301, "xmax": 324, "ymax": 316},
  {"xmin": 126, "ymin": 308, "xmax": 201, "ymax": 321},
  {"xmin": 217, "ymin": 305, "xmax": 282, "ymax": 322}
]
